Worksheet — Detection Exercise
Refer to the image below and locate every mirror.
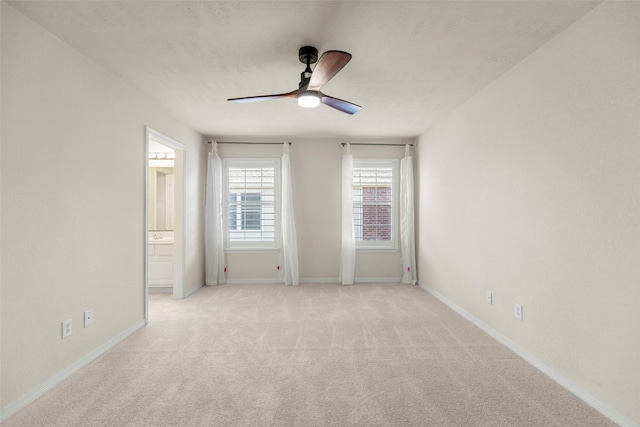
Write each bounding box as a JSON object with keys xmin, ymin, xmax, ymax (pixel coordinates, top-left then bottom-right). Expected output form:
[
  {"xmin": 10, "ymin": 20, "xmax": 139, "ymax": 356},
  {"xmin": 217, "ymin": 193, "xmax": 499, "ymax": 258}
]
[{"xmin": 149, "ymin": 166, "xmax": 175, "ymax": 231}]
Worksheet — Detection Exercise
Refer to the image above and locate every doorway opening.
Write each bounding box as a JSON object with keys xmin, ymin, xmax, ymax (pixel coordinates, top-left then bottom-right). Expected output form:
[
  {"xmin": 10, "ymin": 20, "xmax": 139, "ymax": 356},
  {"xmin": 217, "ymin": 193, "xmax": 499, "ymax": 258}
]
[{"xmin": 145, "ymin": 127, "xmax": 186, "ymax": 321}]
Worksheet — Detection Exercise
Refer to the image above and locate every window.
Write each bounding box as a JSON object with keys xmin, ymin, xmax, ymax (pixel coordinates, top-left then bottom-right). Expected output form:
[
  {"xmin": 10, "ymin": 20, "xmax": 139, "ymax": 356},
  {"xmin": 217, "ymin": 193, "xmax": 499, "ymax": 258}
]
[
  {"xmin": 352, "ymin": 159, "xmax": 398, "ymax": 249},
  {"xmin": 224, "ymin": 159, "xmax": 280, "ymax": 249}
]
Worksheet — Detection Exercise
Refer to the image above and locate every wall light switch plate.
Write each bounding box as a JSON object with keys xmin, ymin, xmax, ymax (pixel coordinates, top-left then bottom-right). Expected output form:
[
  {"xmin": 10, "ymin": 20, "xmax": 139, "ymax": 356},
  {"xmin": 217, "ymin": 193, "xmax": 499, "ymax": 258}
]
[
  {"xmin": 515, "ymin": 303, "xmax": 523, "ymax": 321},
  {"xmin": 84, "ymin": 309, "xmax": 94, "ymax": 328},
  {"xmin": 486, "ymin": 291, "xmax": 493, "ymax": 305},
  {"xmin": 62, "ymin": 319, "xmax": 72, "ymax": 338}
]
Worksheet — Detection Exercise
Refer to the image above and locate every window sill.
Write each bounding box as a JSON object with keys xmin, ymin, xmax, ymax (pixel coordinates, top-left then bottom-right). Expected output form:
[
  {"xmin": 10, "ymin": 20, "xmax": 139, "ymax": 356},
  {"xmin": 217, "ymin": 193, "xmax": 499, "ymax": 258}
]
[
  {"xmin": 225, "ymin": 247, "xmax": 280, "ymax": 254},
  {"xmin": 356, "ymin": 247, "xmax": 399, "ymax": 253}
]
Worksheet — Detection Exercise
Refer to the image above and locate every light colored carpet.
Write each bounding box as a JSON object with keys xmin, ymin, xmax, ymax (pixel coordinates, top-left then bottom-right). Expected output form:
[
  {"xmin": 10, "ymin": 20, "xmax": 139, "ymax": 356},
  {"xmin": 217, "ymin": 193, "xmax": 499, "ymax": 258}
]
[{"xmin": 5, "ymin": 283, "xmax": 614, "ymax": 426}]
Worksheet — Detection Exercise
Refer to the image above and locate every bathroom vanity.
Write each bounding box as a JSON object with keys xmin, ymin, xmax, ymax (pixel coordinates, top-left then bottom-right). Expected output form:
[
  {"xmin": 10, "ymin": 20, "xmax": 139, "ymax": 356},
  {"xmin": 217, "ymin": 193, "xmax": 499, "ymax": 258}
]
[{"xmin": 148, "ymin": 231, "xmax": 174, "ymax": 293}]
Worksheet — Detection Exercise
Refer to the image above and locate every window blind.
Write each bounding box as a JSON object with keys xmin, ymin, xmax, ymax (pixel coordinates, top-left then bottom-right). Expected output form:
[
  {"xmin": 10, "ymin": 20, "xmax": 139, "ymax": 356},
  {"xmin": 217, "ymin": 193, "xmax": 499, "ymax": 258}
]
[
  {"xmin": 352, "ymin": 162, "xmax": 394, "ymax": 242},
  {"xmin": 227, "ymin": 163, "xmax": 276, "ymax": 244}
]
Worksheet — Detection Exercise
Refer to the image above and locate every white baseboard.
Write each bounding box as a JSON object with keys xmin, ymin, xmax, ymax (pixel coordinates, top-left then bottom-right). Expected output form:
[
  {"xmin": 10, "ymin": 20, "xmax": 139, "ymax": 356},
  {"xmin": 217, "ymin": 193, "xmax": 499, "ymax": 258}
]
[
  {"xmin": 223, "ymin": 277, "xmax": 403, "ymax": 285},
  {"xmin": 300, "ymin": 277, "xmax": 402, "ymax": 284},
  {"xmin": 0, "ymin": 320, "xmax": 145, "ymax": 423},
  {"xmin": 222, "ymin": 278, "xmax": 331, "ymax": 285},
  {"xmin": 224, "ymin": 278, "xmax": 282, "ymax": 285},
  {"xmin": 417, "ymin": 281, "xmax": 638, "ymax": 427},
  {"xmin": 299, "ymin": 277, "xmax": 402, "ymax": 284},
  {"xmin": 184, "ymin": 282, "xmax": 203, "ymax": 298},
  {"xmin": 148, "ymin": 279, "xmax": 172, "ymax": 285}
]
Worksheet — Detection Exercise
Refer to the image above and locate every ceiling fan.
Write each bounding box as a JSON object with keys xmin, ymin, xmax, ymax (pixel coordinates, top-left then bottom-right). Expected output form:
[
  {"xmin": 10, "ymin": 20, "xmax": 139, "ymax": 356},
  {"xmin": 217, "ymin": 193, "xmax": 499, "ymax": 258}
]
[{"xmin": 227, "ymin": 46, "xmax": 361, "ymax": 115}]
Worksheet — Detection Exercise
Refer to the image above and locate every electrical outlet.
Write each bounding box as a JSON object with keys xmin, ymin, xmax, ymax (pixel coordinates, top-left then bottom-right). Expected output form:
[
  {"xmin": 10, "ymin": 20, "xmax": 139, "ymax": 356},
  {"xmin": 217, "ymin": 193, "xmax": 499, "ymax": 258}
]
[
  {"xmin": 486, "ymin": 291, "xmax": 493, "ymax": 305},
  {"xmin": 515, "ymin": 303, "xmax": 523, "ymax": 321},
  {"xmin": 84, "ymin": 309, "xmax": 94, "ymax": 328},
  {"xmin": 62, "ymin": 319, "xmax": 72, "ymax": 339}
]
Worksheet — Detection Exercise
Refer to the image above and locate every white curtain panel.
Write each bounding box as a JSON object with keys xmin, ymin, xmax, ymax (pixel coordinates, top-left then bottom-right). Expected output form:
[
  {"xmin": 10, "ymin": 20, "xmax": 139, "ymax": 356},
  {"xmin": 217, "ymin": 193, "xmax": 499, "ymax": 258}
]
[
  {"xmin": 280, "ymin": 143, "xmax": 299, "ymax": 286},
  {"xmin": 205, "ymin": 143, "xmax": 225, "ymax": 285},
  {"xmin": 400, "ymin": 144, "xmax": 417, "ymax": 284},
  {"xmin": 340, "ymin": 144, "xmax": 356, "ymax": 285}
]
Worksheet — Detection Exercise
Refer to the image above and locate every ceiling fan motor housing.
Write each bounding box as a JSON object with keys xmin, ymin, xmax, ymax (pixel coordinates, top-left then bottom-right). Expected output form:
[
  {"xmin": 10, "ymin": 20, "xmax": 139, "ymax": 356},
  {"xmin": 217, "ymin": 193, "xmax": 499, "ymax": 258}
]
[{"xmin": 298, "ymin": 46, "xmax": 318, "ymax": 64}]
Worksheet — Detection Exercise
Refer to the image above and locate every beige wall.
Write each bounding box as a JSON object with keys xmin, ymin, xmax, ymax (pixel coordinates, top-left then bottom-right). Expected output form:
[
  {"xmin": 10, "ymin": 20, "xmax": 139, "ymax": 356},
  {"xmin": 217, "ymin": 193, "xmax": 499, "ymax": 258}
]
[
  {"xmin": 215, "ymin": 138, "xmax": 413, "ymax": 282},
  {"xmin": 416, "ymin": 2, "xmax": 640, "ymax": 423},
  {"xmin": 0, "ymin": 4, "xmax": 205, "ymax": 408},
  {"xmin": 184, "ymin": 139, "xmax": 207, "ymax": 296},
  {"xmin": 0, "ymin": 0, "xmax": 3, "ymax": 410}
]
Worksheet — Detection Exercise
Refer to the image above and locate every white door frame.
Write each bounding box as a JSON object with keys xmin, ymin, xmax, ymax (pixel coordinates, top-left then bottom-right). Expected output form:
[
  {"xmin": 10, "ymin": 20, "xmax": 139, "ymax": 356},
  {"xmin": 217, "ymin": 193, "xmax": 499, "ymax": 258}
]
[{"xmin": 144, "ymin": 126, "xmax": 187, "ymax": 321}]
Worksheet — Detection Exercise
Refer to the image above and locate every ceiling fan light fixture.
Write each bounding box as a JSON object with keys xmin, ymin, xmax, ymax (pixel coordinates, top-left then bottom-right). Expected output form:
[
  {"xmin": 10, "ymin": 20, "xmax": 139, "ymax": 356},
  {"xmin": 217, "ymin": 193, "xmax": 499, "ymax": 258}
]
[{"xmin": 297, "ymin": 91, "xmax": 320, "ymax": 108}]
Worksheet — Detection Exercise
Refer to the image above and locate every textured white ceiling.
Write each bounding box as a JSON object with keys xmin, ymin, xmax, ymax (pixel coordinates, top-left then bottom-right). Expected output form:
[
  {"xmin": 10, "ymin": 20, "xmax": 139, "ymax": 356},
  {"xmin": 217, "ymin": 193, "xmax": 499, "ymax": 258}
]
[{"xmin": 9, "ymin": 1, "xmax": 600, "ymax": 138}]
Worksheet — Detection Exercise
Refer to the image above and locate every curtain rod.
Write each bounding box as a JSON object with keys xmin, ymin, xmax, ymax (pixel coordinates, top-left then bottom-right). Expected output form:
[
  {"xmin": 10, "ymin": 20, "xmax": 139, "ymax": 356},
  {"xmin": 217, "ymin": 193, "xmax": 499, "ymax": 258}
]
[
  {"xmin": 204, "ymin": 140, "xmax": 291, "ymax": 145},
  {"xmin": 341, "ymin": 143, "xmax": 413, "ymax": 147}
]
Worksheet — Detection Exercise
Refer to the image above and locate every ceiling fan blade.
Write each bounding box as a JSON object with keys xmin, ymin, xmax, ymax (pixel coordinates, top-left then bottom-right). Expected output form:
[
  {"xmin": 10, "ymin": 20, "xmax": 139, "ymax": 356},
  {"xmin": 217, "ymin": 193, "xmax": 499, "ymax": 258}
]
[
  {"xmin": 228, "ymin": 90, "xmax": 298, "ymax": 103},
  {"xmin": 320, "ymin": 93, "xmax": 361, "ymax": 115},
  {"xmin": 307, "ymin": 51, "xmax": 352, "ymax": 91}
]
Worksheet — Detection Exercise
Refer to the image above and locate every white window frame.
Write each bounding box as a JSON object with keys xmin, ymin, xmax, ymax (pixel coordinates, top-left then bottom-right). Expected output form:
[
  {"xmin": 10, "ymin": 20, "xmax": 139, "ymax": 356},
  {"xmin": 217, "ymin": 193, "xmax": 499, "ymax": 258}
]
[
  {"xmin": 223, "ymin": 158, "xmax": 281, "ymax": 251},
  {"xmin": 353, "ymin": 158, "xmax": 399, "ymax": 251}
]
